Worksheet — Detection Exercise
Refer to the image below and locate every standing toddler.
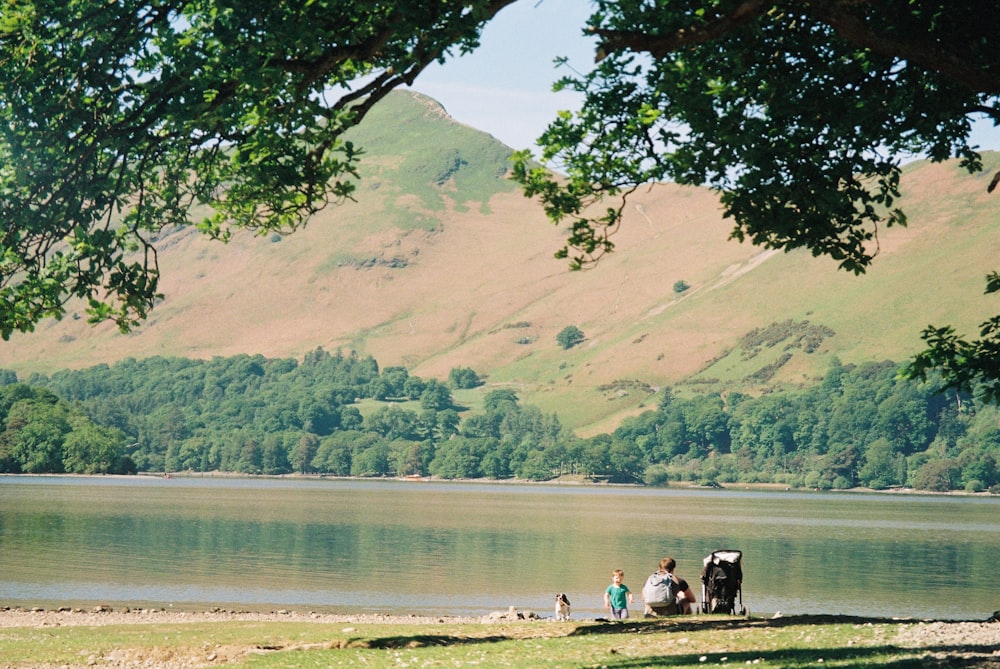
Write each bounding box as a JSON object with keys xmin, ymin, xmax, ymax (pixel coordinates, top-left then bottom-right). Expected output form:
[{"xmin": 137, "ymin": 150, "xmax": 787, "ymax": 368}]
[{"xmin": 603, "ymin": 568, "xmax": 635, "ymax": 620}]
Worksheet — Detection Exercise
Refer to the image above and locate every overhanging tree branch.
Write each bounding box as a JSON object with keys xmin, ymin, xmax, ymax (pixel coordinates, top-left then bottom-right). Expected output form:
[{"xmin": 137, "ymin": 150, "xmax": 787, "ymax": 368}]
[
  {"xmin": 0, "ymin": 0, "xmax": 520, "ymax": 338},
  {"xmin": 594, "ymin": 1, "xmax": 1000, "ymax": 94},
  {"xmin": 593, "ymin": 0, "xmax": 772, "ymax": 59},
  {"xmin": 808, "ymin": 1, "xmax": 1000, "ymax": 95}
]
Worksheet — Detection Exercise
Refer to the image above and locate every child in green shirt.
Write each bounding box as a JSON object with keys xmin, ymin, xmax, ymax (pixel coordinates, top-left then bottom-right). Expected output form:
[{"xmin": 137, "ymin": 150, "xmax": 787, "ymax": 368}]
[{"xmin": 603, "ymin": 568, "xmax": 635, "ymax": 620}]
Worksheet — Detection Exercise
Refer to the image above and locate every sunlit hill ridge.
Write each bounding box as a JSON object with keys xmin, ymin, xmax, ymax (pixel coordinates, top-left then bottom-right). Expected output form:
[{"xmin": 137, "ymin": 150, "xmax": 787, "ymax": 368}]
[{"xmin": 2, "ymin": 91, "xmax": 998, "ymax": 434}]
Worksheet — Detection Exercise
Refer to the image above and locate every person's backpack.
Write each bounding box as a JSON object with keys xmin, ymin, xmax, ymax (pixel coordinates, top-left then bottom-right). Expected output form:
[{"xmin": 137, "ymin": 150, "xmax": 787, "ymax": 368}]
[{"xmin": 642, "ymin": 571, "xmax": 677, "ymax": 606}]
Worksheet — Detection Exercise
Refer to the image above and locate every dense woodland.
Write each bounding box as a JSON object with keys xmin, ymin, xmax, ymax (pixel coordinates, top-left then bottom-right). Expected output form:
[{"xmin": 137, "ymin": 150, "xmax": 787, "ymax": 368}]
[{"xmin": 1, "ymin": 349, "xmax": 998, "ymax": 493}]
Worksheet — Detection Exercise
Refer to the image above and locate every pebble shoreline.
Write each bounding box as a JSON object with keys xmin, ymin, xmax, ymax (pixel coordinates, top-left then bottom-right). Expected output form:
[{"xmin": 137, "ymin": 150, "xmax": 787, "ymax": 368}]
[
  {"xmin": 2, "ymin": 605, "xmax": 997, "ymax": 643},
  {"xmin": 0, "ymin": 605, "xmax": 488, "ymax": 628}
]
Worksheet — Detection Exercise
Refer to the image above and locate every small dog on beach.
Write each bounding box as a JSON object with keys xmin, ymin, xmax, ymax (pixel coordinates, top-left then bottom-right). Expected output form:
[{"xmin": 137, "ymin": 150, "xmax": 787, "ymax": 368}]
[{"xmin": 555, "ymin": 593, "xmax": 571, "ymax": 620}]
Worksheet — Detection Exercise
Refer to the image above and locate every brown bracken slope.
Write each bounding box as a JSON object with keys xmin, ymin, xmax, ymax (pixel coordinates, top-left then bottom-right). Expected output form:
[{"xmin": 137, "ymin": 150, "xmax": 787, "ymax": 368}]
[{"xmin": 2, "ymin": 92, "xmax": 998, "ymax": 433}]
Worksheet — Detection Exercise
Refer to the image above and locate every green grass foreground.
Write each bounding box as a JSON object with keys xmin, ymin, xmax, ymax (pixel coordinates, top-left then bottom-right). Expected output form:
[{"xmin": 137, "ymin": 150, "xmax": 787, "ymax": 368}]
[{"xmin": 2, "ymin": 614, "xmax": 996, "ymax": 668}]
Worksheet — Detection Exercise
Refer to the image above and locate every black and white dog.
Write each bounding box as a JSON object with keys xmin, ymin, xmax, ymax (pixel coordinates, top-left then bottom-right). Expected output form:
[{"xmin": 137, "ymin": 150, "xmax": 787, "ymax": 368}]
[{"xmin": 555, "ymin": 593, "xmax": 571, "ymax": 620}]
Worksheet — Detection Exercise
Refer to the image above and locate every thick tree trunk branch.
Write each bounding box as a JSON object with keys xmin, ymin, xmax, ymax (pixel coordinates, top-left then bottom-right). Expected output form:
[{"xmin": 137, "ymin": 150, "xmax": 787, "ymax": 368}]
[
  {"xmin": 280, "ymin": 0, "xmax": 520, "ymax": 88},
  {"xmin": 594, "ymin": 1, "xmax": 1000, "ymax": 94},
  {"xmin": 592, "ymin": 0, "xmax": 772, "ymax": 60},
  {"xmin": 809, "ymin": 1, "xmax": 1000, "ymax": 95}
]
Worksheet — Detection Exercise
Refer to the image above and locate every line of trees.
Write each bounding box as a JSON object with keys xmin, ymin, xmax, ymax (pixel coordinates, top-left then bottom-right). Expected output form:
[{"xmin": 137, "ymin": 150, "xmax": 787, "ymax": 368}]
[{"xmin": 1, "ymin": 350, "xmax": 998, "ymax": 492}]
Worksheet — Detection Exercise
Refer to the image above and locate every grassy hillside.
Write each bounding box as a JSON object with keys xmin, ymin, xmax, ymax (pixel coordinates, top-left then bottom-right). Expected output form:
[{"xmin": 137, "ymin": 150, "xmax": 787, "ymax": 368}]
[{"xmin": 2, "ymin": 90, "xmax": 998, "ymax": 434}]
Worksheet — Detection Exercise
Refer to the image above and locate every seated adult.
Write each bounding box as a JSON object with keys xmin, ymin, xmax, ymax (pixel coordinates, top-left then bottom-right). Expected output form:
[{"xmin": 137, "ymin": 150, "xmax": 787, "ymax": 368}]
[{"xmin": 642, "ymin": 556, "xmax": 697, "ymax": 616}]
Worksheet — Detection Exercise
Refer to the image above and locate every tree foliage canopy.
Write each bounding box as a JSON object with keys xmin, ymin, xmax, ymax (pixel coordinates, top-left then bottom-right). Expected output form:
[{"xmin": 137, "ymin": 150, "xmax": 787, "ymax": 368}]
[{"xmin": 1, "ymin": 1, "xmax": 998, "ymax": 394}]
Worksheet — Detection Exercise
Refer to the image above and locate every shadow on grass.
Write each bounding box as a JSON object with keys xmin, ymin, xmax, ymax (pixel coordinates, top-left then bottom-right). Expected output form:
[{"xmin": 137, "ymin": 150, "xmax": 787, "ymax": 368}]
[
  {"xmin": 350, "ymin": 633, "xmax": 510, "ymax": 649},
  {"xmin": 600, "ymin": 645, "xmax": 997, "ymax": 669},
  {"xmin": 324, "ymin": 615, "xmax": 998, "ymax": 668},
  {"xmin": 568, "ymin": 614, "xmax": 934, "ymax": 636},
  {"xmin": 571, "ymin": 615, "xmax": 999, "ymax": 669}
]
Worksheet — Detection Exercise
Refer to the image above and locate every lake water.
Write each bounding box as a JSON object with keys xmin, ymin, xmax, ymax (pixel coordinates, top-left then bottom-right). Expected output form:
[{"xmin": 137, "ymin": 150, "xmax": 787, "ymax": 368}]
[{"xmin": 0, "ymin": 476, "xmax": 996, "ymax": 620}]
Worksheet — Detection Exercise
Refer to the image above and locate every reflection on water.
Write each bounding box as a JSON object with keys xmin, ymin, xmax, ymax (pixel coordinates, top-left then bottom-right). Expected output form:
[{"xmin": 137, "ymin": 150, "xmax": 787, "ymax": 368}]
[{"xmin": 1, "ymin": 476, "xmax": 996, "ymax": 619}]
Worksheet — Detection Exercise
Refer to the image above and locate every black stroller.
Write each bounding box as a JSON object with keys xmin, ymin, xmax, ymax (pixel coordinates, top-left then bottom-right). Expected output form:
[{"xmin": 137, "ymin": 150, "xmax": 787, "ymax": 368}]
[{"xmin": 700, "ymin": 549, "xmax": 746, "ymax": 615}]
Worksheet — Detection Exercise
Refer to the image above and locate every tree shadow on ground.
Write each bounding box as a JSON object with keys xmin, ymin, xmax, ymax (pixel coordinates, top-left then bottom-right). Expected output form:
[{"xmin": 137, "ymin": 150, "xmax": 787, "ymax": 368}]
[
  {"xmin": 569, "ymin": 615, "xmax": 999, "ymax": 669},
  {"xmin": 315, "ymin": 615, "xmax": 998, "ymax": 668},
  {"xmin": 600, "ymin": 645, "xmax": 999, "ymax": 669},
  {"xmin": 572, "ymin": 613, "xmax": 995, "ymax": 636},
  {"xmin": 569, "ymin": 613, "xmax": 889, "ymax": 638},
  {"xmin": 348, "ymin": 633, "xmax": 510, "ymax": 649}
]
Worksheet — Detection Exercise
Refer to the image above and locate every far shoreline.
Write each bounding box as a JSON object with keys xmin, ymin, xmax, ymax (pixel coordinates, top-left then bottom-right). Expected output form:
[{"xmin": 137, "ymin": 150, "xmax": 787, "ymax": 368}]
[{"xmin": 2, "ymin": 471, "xmax": 997, "ymax": 498}]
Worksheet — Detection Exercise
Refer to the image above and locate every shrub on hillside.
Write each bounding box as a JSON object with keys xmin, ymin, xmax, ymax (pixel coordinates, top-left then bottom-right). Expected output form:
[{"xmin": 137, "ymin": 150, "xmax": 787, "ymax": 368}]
[
  {"xmin": 448, "ymin": 367, "xmax": 483, "ymax": 389},
  {"xmin": 556, "ymin": 325, "xmax": 585, "ymax": 350}
]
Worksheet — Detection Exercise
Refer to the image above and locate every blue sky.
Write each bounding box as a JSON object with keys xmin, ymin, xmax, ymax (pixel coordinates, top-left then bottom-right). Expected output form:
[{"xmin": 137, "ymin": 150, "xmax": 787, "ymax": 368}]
[
  {"xmin": 408, "ymin": 0, "xmax": 595, "ymax": 151},
  {"xmin": 408, "ymin": 1, "xmax": 999, "ymax": 154}
]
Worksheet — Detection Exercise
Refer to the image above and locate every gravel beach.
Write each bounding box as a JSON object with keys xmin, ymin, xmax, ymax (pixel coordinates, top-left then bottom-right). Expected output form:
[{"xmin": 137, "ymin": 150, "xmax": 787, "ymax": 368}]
[{"xmin": 0, "ymin": 605, "xmax": 483, "ymax": 628}]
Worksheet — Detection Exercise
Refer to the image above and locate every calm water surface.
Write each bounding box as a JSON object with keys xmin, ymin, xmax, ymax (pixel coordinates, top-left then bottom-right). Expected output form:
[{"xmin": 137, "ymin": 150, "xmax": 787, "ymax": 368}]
[{"xmin": 1, "ymin": 476, "xmax": 996, "ymax": 620}]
